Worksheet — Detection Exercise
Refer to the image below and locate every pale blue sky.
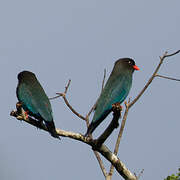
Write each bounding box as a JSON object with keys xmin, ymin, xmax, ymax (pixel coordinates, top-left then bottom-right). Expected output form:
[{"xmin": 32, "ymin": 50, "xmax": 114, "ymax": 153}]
[{"xmin": 1, "ymin": 0, "xmax": 180, "ymax": 179}]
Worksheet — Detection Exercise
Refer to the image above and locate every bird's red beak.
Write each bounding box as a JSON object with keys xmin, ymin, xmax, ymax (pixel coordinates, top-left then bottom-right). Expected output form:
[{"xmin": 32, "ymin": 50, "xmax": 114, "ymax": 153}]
[{"xmin": 133, "ymin": 65, "xmax": 140, "ymax": 71}]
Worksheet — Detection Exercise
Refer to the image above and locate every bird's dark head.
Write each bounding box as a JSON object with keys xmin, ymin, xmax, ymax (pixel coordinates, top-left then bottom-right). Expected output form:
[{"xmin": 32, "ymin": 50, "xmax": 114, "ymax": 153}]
[
  {"xmin": 115, "ymin": 58, "xmax": 139, "ymax": 72},
  {"xmin": 17, "ymin": 71, "xmax": 36, "ymax": 81}
]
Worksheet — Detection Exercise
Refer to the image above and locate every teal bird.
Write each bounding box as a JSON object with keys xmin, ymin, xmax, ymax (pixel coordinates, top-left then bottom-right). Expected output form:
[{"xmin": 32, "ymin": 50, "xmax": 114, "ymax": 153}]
[
  {"xmin": 85, "ymin": 58, "xmax": 139, "ymax": 136},
  {"xmin": 16, "ymin": 71, "xmax": 59, "ymax": 139}
]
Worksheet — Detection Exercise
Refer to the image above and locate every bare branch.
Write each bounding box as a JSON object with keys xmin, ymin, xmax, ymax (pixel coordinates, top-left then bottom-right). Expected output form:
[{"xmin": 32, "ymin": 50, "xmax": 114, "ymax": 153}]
[
  {"xmin": 10, "ymin": 108, "xmax": 49, "ymax": 131},
  {"xmin": 114, "ymin": 101, "xmax": 130, "ymax": 153},
  {"xmin": 86, "ymin": 101, "xmax": 97, "ymax": 118},
  {"xmin": 49, "ymin": 95, "xmax": 61, "ymax": 100},
  {"xmin": 85, "ymin": 117, "xmax": 107, "ymax": 178},
  {"xmin": 64, "ymin": 79, "xmax": 71, "ymax": 94},
  {"xmin": 94, "ymin": 151, "xmax": 108, "ymax": 177},
  {"xmin": 129, "ymin": 50, "xmax": 180, "ymax": 108},
  {"xmin": 85, "ymin": 115, "xmax": 107, "ymax": 177},
  {"xmin": 108, "ymin": 101, "xmax": 130, "ymax": 178},
  {"xmin": 164, "ymin": 49, "xmax": 180, "ymax": 57},
  {"xmin": 85, "ymin": 69, "xmax": 108, "ymax": 178},
  {"xmin": 87, "ymin": 68, "xmax": 107, "ymax": 118},
  {"xmin": 10, "ymin": 108, "xmax": 137, "ymax": 180},
  {"xmin": 155, "ymin": 74, "xmax": 180, "ymax": 81},
  {"xmin": 49, "ymin": 79, "xmax": 71, "ymax": 100},
  {"xmin": 51, "ymin": 79, "xmax": 87, "ymax": 121},
  {"xmin": 56, "ymin": 92, "xmax": 86, "ymax": 120},
  {"xmin": 129, "ymin": 53, "xmax": 165, "ymax": 108}
]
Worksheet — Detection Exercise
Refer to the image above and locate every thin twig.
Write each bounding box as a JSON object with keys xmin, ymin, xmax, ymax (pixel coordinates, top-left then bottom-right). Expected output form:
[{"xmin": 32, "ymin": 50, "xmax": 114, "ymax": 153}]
[
  {"xmin": 108, "ymin": 101, "xmax": 130, "ymax": 177},
  {"xmin": 155, "ymin": 74, "xmax": 180, "ymax": 81},
  {"xmin": 49, "ymin": 95, "xmax": 61, "ymax": 100},
  {"xmin": 52, "ymin": 79, "xmax": 87, "ymax": 121},
  {"xmin": 86, "ymin": 101, "xmax": 97, "ymax": 118},
  {"xmin": 129, "ymin": 50, "xmax": 180, "ymax": 108},
  {"xmin": 49, "ymin": 79, "xmax": 71, "ymax": 100},
  {"xmin": 87, "ymin": 68, "xmax": 107, "ymax": 118},
  {"xmin": 85, "ymin": 69, "xmax": 108, "ymax": 178},
  {"xmin": 114, "ymin": 101, "xmax": 130, "ymax": 152},
  {"xmin": 94, "ymin": 151, "xmax": 108, "ymax": 177},
  {"xmin": 85, "ymin": 115, "xmax": 107, "ymax": 177},
  {"xmin": 56, "ymin": 93, "xmax": 86, "ymax": 121},
  {"xmin": 129, "ymin": 52, "xmax": 167, "ymax": 108},
  {"xmin": 64, "ymin": 79, "xmax": 71, "ymax": 94},
  {"xmin": 164, "ymin": 50, "xmax": 180, "ymax": 57}
]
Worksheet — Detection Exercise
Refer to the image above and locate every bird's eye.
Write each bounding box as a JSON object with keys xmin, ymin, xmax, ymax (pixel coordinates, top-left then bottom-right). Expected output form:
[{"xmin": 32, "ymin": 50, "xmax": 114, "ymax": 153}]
[{"xmin": 128, "ymin": 61, "xmax": 131, "ymax": 64}]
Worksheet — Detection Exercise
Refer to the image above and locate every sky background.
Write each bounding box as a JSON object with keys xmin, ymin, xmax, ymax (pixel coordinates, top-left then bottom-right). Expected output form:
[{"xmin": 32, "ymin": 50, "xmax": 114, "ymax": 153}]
[{"xmin": 1, "ymin": 0, "xmax": 180, "ymax": 180}]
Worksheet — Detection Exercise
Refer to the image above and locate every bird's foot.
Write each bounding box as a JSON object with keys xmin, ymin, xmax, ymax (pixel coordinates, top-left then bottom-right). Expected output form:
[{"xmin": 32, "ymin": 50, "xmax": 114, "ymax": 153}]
[
  {"xmin": 15, "ymin": 102, "xmax": 29, "ymax": 120},
  {"xmin": 112, "ymin": 102, "xmax": 123, "ymax": 111},
  {"xmin": 24, "ymin": 111, "xmax": 29, "ymax": 120}
]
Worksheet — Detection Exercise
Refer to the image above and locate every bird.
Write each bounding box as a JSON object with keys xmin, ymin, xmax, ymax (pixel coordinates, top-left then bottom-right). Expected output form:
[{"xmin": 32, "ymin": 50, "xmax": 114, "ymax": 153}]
[
  {"xmin": 16, "ymin": 71, "xmax": 59, "ymax": 139},
  {"xmin": 85, "ymin": 58, "xmax": 139, "ymax": 136}
]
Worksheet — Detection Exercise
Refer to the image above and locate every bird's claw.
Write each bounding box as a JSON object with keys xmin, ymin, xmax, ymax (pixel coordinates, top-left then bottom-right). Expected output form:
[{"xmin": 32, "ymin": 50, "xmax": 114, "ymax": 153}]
[{"xmin": 112, "ymin": 102, "xmax": 122, "ymax": 111}]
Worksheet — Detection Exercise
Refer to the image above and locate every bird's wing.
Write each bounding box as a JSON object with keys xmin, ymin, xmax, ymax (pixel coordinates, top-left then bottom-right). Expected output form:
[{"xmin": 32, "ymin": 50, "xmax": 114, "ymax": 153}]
[
  {"xmin": 17, "ymin": 82, "xmax": 53, "ymax": 122},
  {"xmin": 93, "ymin": 75, "xmax": 131, "ymax": 122}
]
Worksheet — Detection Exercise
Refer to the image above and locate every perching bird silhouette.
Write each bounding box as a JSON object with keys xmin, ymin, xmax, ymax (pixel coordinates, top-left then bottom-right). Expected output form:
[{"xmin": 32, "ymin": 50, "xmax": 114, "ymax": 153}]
[
  {"xmin": 85, "ymin": 58, "xmax": 139, "ymax": 136},
  {"xmin": 16, "ymin": 71, "xmax": 59, "ymax": 139}
]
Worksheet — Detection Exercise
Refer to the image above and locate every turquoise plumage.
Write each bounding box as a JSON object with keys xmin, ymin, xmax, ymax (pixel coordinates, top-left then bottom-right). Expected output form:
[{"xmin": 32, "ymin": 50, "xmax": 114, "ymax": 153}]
[
  {"xmin": 16, "ymin": 71, "xmax": 59, "ymax": 138},
  {"xmin": 85, "ymin": 58, "xmax": 139, "ymax": 136}
]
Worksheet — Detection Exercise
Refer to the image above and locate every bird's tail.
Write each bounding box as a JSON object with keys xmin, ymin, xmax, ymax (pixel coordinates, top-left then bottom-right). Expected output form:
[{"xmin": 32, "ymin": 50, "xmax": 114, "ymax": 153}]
[
  {"xmin": 45, "ymin": 121, "xmax": 60, "ymax": 139},
  {"xmin": 85, "ymin": 121, "xmax": 100, "ymax": 137},
  {"xmin": 85, "ymin": 109, "xmax": 111, "ymax": 137}
]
